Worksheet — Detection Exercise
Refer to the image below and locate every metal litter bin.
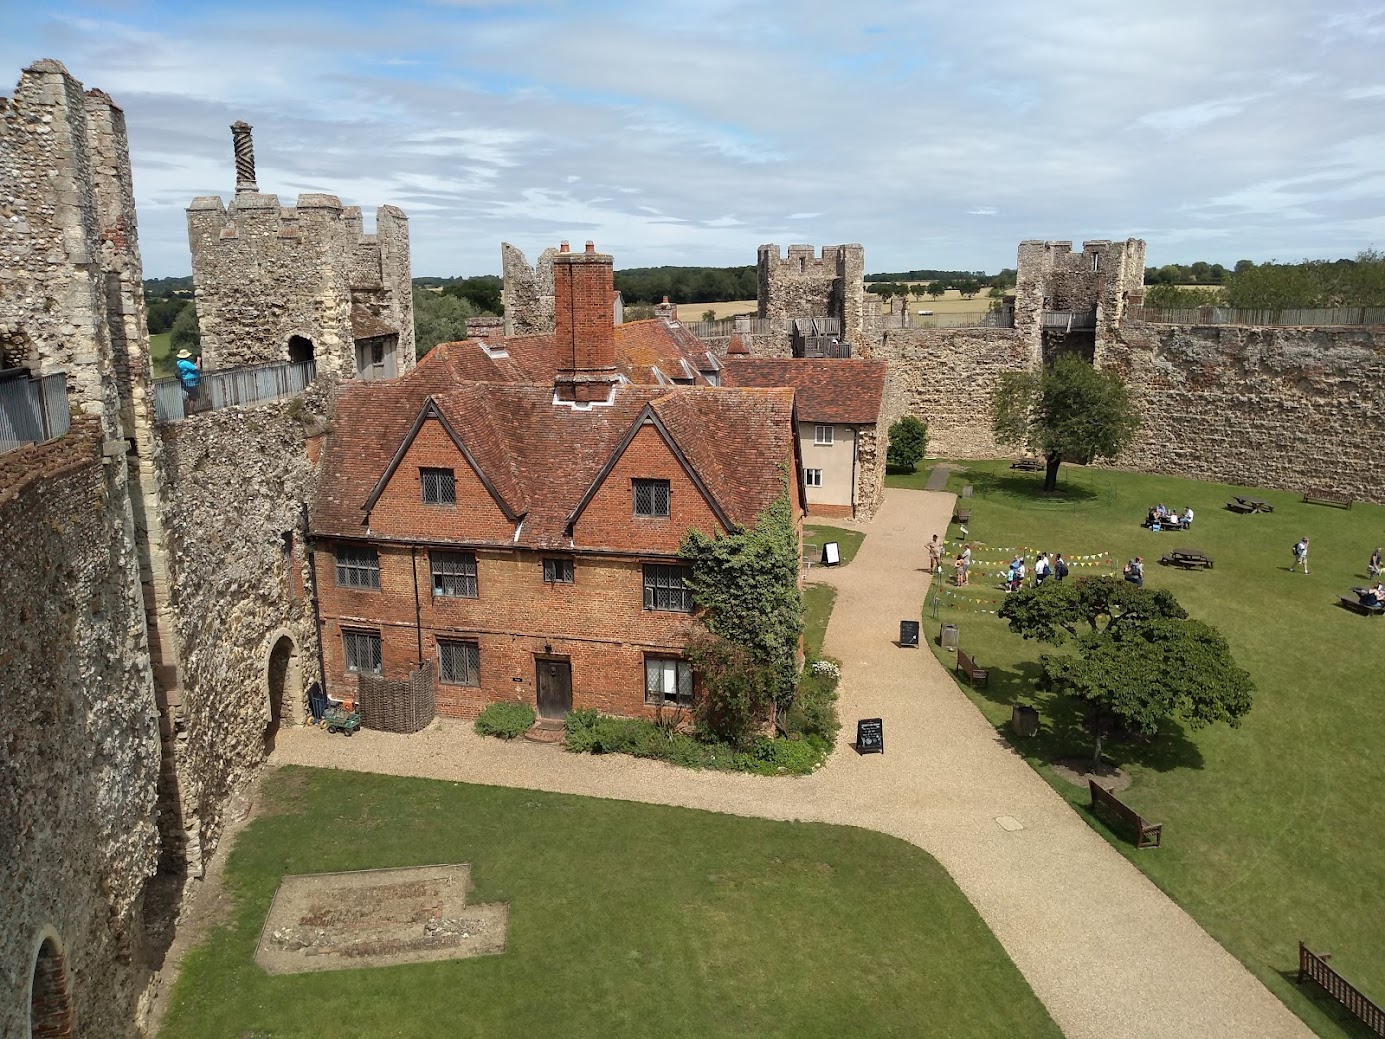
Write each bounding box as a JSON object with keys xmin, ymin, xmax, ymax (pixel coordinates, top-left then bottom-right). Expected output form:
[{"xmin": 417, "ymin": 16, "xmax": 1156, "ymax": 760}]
[
  {"xmin": 1012, "ymin": 704, "xmax": 1039, "ymax": 738},
  {"xmin": 939, "ymin": 623, "xmax": 959, "ymax": 652}
]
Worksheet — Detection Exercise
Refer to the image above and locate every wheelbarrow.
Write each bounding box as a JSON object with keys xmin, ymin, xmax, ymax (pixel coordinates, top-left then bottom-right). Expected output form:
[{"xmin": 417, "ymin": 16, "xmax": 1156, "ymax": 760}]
[{"xmin": 323, "ymin": 702, "xmax": 360, "ymax": 736}]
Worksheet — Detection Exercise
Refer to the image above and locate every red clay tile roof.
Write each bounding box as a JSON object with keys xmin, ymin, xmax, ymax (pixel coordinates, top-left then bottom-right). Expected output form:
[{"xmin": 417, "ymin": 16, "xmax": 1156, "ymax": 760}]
[
  {"xmin": 721, "ymin": 358, "xmax": 887, "ymax": 425},
  {"xmin": 313, "ymin": 360, "xmax": 796, "ymax": 550}
]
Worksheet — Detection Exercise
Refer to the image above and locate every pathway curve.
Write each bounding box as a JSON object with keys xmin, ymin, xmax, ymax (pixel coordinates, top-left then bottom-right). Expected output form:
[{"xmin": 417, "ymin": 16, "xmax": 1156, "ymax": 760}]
[{"xmin": 276, "ymin": 488, "xmax": 1311, "ymax": 1039}]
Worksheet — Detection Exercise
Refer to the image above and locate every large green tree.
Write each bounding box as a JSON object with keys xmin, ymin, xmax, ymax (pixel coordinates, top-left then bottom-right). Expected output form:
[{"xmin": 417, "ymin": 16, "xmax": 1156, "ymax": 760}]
[
  {"xmin": 991, "ymin": 354, "xmax": 1140, "ymax": 492},
  {"xmin": 413, "ymin": 288, "xmax": 473, "ymax": 358},
  {"xmin": 999, "ymin": 577, "xmax": 1254, "ymax": 766}
]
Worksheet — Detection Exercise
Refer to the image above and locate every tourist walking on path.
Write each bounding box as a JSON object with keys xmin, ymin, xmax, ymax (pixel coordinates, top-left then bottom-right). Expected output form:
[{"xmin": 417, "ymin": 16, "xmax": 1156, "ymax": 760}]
[{"xmin": 1292, "ymin": 536, "xmax": 1310, "ymax": 574}]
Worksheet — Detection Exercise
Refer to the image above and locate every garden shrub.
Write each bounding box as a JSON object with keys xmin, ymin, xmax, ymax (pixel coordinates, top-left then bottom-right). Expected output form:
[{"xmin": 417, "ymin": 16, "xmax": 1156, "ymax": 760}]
[
  {"xmin": 474, "ymin": 701, "xmax": 536, "ymax": 739},
  {"xmin": 785, "ymin": 657, "xmax": 842, "ymax": 745}
]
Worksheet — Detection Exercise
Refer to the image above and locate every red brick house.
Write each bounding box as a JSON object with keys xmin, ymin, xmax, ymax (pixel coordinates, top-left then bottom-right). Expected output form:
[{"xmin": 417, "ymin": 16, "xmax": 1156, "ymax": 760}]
[{"xmin": 312, "ymin": 243, "xmax": 803, "ymax": 720}]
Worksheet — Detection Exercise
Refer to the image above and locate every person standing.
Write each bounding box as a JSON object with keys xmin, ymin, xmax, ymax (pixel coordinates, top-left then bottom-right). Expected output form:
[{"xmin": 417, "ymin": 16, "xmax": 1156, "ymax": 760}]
[
  {"xmin": 1054, "ymin": 553, "xmax": 1069, "ymax": 582},
  {"xmin": 1292, "ymin": 536, "xmax": 1310, "ymax": 574},
  {"xmin": 1369, "ymin": 546, "xmax": 1382, "ymax": 578},
  {"xmin": 960, "ymin": 543, "xmax": 973, "ymax": 586},
  {"xmin": 927, "ymin": 534, "xmax": 943, "ymax": 574},
  {"xmin": 1034, "ymin": 552, "xmax": 1051, "ymax": 586},
  {"xmin": 176, "ymin": 349, "xmax": 201, "ymax": 415}
]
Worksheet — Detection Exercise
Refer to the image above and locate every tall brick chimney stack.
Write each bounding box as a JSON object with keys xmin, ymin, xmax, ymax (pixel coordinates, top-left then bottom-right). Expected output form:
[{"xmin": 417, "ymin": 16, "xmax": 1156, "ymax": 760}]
[
  {"xmin": 553, "ymin": 240, "xmax": 618, "ymax": 403},
  {"xmin": 231, "ymin": 121, "xmax": 257, "ymax": 194}
]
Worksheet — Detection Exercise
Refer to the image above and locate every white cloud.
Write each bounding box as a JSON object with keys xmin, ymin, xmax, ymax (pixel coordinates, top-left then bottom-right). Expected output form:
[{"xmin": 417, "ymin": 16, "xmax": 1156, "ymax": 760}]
[{"xmin": 2, "ymin": 0, "xmax": 1380, "ymax": 275}]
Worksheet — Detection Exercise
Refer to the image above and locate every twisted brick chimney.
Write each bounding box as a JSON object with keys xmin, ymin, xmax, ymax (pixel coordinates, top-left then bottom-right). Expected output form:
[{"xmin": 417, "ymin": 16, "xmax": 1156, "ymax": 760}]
[
  {"xmin": 231, "ymin": 121, "xmax": 257, "ymax": 194},
  {"xmin": 553, "ymin": 241, "xmax": 618, "ymax": 402}
]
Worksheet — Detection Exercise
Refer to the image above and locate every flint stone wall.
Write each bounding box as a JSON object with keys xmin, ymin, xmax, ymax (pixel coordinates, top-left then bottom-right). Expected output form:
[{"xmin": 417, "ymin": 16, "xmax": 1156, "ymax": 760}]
[
  {"xmin": 1103, "ymin": 321, "xmax": 1385, "ymax": 503},
  {"xmin": 501, "ymin": 242, "xmax": 556, "ymax": 337},
  {"xmin": 0, "ymin": 425, "xmax": 161, "ymax": 1039},
  {"xmin": 155, "ymin": 384, "xmax": 327, "ymax": 860}
]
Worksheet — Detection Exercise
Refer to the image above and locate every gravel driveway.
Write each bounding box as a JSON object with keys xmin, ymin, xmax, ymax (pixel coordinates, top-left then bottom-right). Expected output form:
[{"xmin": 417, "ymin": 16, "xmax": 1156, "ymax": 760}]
[{"xmin": 276, "ymin": 488, "xmax": 1312, "ymax": 1039}]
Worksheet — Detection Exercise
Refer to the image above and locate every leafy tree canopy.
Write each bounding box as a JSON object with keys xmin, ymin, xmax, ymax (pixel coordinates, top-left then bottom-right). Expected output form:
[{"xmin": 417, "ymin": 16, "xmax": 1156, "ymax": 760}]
[
  {"xmin": 886, "ymin": 416, "xmax": 928, "ymax": 471},
  {"xmin": 991, "ymin": 354, "xmax": 1140, "ymax": 491},
  {"xmin": 413, "ymin": 288, "xmax": 472, "ymax": 359},
  {"xmin": 1000, "ymin": 577, "xmax": 1253, "ymax": 764},
  {"xmin": 169, "ymin": 301, "xmax": 200, "ymax": 352}
]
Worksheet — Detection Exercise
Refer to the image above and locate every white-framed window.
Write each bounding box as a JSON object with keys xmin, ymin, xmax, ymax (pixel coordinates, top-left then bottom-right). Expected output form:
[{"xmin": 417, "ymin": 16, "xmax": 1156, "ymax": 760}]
[
  {"xmin": 543, "ymin": 557, "xmax": 574, "ymax": 584},
  {"xmin": 438, "ymin": 639, "xmax": 480, "ymax": 686},
  {"xmin": 814, "ymin": 424, "xmax": 834, "ymax": 446},
  {"xmin": 643, "ymin": 564, "xmax": 693, "ymax": 612},
  {"xmin": 431, "ymin": 550, "xmax": 478, "ymax": 598},
  {"xmin": 343, "ymin": 628, "xmax": 382, "ymax": 675},
  {"xmin": 421, "ymin": 467, "xmax": 456, "ymax": 505},
  {"xmin": 633, "ymin": 478, "xmax": 671, "ymax": 517},
  {"xmin": 645, "ymin": 656, "xmax": 693, "ymax": 707},
  {"xmin": 804, "ymin": 468, "xmax": 823, "ymax": 487},
  {"xmin": 335, "ymin": 544, "xmax": 380, "ymax": 589}
]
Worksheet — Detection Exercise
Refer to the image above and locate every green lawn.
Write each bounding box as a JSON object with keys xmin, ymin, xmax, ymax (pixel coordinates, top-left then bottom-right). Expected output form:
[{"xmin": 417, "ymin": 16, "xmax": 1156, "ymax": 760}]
[
  {"xmin": 150, "ymin": 331, "xmax": 173, "ymax": 379},
  {"xmin": 160, "ymin": 767, "xmax": 1061, "ymax": 1039},
  {"xmin": 802, "ymin": 582, "xmax": 837, "ymax": 660},
  {"xmin": 804, "ymin": 523, "xmax": 864, "ymax": 566},
  {"xmin": 895, "ymin": 461, "xmax": 1385, "ymax": 1038}
]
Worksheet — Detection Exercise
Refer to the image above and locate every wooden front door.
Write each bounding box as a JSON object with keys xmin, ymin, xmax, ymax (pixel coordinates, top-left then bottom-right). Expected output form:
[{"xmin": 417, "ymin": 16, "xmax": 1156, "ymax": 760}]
[{"xmin": 536, "ymin": 658, "xmax": 572, "ymax": 719}]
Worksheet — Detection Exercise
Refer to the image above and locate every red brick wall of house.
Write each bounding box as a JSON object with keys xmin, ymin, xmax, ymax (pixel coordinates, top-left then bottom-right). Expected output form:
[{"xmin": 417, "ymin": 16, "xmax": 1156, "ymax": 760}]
[
  {"xmin": 316, "ymin": 545, "xmax": 697, "ymax": 718},
  {"xmin": 366, "ymin": 417, "xmax": 515, "ymax": 542},
  {"xmin": 808, "ymin": 502, "xmax": 854, "ymax": 518},
  {"xmin": 573, "ymin": 423, "xmax": 725, "ymax": 553}
]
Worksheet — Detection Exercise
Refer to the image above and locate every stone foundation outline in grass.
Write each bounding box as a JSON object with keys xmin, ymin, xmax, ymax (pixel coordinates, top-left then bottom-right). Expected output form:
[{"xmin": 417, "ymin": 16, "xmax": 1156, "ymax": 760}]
[{"xmin": 254, "ymin": 863, "xmax": 507, "ymax": 974}]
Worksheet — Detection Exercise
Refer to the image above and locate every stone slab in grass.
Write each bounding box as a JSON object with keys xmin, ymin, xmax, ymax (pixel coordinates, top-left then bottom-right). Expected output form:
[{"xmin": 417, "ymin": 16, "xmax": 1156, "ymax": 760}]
[{"xmin": 254, "ymin": 863, "xmax": 507, "ymax": 974}]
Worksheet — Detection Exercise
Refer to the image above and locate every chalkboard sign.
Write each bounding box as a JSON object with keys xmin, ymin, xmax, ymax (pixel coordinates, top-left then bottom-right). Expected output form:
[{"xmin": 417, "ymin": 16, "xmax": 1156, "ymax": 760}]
[
  {"xmin": 899, "ymin": 620, "xmax": 920, "ymax": 647},
  {"xmin": 821, "ymin": 541, "xmax": 841, "ymax": 566},
  {"xmin": 856, "ymin": 717, "xmax": 884, "ymax": 754}
]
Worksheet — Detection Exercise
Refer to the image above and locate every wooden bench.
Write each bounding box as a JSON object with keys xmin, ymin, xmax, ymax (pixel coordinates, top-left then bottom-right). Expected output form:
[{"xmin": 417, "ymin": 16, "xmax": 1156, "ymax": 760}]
[
  {"xmin": 1303, "ymin": 488, "xmax": 1353, "ymax": 509},
  {"xmin": 1088, "ymin": 780, "xmax": 1162, "ymax": 848},
  {"xmin": 954, "ymin": 648, "xmax": 989, "ymax": 688},
  {"xmin": 1298, "ymin": 942, "xmax": 1385, "ymax": 1038},
  {"xmin": 1340, "ymin": 595, "xmax": 1385, "ymax": 617},
  {"xmin": 953, "ymin": 507, "xmax": 971, "ymax": 525}
]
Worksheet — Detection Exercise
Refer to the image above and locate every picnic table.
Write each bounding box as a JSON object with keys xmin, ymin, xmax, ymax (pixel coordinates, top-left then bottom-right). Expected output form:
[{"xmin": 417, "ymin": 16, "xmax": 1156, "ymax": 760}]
[
  {"xmin": 1227, "ymin": 495, "xmax": 1273, "ymax": 514},
  {"xmin": 1161, "ymin": 547, "xmax": 1214, "ymax": 570},
  {"xmin": 1010, "ymin": 457, "xmax": 1044, "ymax": 471}
]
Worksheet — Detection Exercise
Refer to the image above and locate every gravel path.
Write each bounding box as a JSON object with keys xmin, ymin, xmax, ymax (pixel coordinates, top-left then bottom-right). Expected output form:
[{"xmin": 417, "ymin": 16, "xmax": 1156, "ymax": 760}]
[{"xmin": 276, "ymin": 488, "xmax": 1312, "ymax": 1039}]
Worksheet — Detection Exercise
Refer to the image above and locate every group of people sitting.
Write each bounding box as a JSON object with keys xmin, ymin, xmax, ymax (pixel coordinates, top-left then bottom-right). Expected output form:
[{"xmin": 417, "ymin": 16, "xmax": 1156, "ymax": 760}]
[
  {"xmin": 1357, "ymin": 582, "xmax": 1385, "ymax": 608},
  {"xmin": 1144, "ymin": 503, "xmax": 1193, "ymax": 530}
]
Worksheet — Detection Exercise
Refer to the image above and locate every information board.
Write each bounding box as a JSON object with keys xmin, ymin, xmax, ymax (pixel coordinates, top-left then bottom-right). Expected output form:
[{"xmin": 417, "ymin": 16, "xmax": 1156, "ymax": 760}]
[
  {"xmin": 899, "ymin": 620, "xmax": 920, "ymax": 647},
  {"xmin": 822, "ymin": 541, "xmax": 841, "ymax": 566},
  {"xmin": 856, "ymin": 717, "xmax": 884, "ymax": 754}
]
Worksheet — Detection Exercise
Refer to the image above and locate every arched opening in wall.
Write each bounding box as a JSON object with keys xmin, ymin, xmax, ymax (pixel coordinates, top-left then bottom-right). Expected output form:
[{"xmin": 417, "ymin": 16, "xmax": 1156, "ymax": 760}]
[
  {"xmin": 30, "ymin": 935, "xmax": 75, "ymax": 1039},
  {"xmin": 265, "ymin": 635, "xmax": 302, "ymax": 753},
  {"xmin": 287, "ymin": 335, "xmax": 315, "ymax": 365}
]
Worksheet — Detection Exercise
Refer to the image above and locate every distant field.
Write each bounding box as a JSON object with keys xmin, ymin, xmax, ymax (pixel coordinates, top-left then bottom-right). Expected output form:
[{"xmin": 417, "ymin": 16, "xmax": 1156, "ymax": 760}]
[
  {"xmin": 678, "ymin": 299, "xmax": 758, "ymax": 320},
  {"xmin": 149, "ymin": 332, "xmax": 173, "ymax": 379}
]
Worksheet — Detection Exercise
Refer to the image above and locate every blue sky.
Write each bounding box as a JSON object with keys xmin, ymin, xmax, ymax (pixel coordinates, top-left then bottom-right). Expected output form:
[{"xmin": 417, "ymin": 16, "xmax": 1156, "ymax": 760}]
[{"xmin": 4, "ymin": 0, "xmax": 1383, "ymax": 277}]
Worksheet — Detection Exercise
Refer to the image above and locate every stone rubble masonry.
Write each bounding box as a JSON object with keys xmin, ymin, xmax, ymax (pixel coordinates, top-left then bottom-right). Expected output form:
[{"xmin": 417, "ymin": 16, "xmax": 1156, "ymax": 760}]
[
  {"xmin": 757, "ymin": 244, "xmax": 869, "ymax": 354},
  {"xmin": 0, "ymin": 420, "xmax": 161, "ymax": 1039},
  {"xmin": 155, "ymin": 382, "xmax": 328, "ymax": 867},
  {"xmin": 187, "ymin": 125, "xmax": 414, "ymax": 380},
  {"xmin": 1101, "ymin": 321, "xmax": 1385, "ymax": 501},
  {"xmin": 0, "ymin": 60, "xmax": 162, "ymax": 1039},
  {"xmin": 501, "ymin": 241, "xmax": 557, "ymax": 337},
  {"xmin": 1014, "ymin": 238, "xmax": 1146, "ymax": 361}
]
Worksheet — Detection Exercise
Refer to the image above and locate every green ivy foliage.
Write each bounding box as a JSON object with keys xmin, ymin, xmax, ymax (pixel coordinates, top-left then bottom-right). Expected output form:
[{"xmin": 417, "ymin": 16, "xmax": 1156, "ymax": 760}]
[{"xmin": 679, "ymin": 486, "xmax": 803, "ymax": 710}]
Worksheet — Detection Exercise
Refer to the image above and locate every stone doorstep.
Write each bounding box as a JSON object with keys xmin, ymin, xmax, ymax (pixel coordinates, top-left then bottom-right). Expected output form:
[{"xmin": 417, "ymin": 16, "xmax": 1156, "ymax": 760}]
[{"xmin": 523, "ymin": 719, "xmax": 565, "ymax": 744}]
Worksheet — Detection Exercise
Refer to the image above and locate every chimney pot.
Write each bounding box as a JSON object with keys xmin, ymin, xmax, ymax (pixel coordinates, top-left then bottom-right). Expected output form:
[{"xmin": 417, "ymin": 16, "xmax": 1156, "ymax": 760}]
[
  {"xmin": 585, "ymin": 241, "xmax": 595, "ymax": 254},
  {"xmin": 559, "ymin": 241, "xmax": 570, "ymax": 253}
]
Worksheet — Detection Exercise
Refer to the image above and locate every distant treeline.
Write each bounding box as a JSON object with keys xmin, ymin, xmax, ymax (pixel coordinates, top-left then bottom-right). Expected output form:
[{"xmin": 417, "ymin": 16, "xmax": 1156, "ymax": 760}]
[
  {"xmin": 412, "ymin": 275, "xmax": 504, "ymax": 315},
  {"xmin": 613, "ymin": 266, "xmax": 758, "ymax": 305},
  {"xmin": 866, "ymin": 269, "xmax": 990, "ymax": 283},
  {"xmin": 1143, "ymin": 252, "xmax": 1385, "ymax": 308}
]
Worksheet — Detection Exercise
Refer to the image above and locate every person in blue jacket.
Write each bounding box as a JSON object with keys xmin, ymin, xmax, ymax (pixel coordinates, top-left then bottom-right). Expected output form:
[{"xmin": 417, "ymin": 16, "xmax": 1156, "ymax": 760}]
[{"xmin": 176, "ymin": 349, "xmax": 201, "ymax": 412}]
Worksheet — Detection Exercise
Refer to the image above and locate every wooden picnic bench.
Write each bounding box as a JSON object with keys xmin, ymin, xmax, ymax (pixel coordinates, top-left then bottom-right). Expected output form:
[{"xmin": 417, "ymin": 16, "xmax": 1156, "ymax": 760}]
[
  {"xmin": 1302, "ymin": 487, "xmax": 1353, "ymax": 509},
  {"xmin": 1227, "ymin": 495, "xmax": 1273, "ymax": 514},
  {"xmin": 1089, "ymin": 780, "xmax": 1163, "ymax": 849},
  {"xmin": 1160, "ymin": 547, "xmax": 1214, "ymax": 570},
  {"xmin": 1010, "ymin": 457, "xmax": 1043, "ymax": 471},
  {"xmin": 953, "ymin": 507, "xmax": 971, "ymax": 524},
  {"xmin": 1340, "ymin": 590, "xmax": 1385, "ymax": 617},
  {"xmin": 1298, "ymin": 942, "xmax": 1385, "ymax": 1038},
  {"xmin": 1225, "ymin": 500, "xmax": 1256, "ymax": 513},
  {"xmin": 954, "ymin": 648, "xmax": 989, "ymax": 688}
]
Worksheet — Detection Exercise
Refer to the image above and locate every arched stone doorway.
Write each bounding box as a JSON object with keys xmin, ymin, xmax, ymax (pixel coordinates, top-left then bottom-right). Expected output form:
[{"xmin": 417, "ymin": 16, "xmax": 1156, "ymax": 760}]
[
  {"xmin": 29, "ymin": 932, "xmax": 75, "ymax": 1039},
  {"xmin": 265, "ymin": 634, "xmax": 303, "ymax": 753},
  {"xmin": 287, "ymin": 335, "xmax": 315, "ymax": 364}
]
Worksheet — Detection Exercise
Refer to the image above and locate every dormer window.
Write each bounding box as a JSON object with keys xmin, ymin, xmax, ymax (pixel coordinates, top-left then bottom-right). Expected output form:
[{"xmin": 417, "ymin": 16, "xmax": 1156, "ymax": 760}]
[
  {"xmin": 421, "ymin": 467, "xmax": 456, "ymax": 506},
  {"xmin": 633, "ymin": 478, "xmax": 670, "ymax": 518}
]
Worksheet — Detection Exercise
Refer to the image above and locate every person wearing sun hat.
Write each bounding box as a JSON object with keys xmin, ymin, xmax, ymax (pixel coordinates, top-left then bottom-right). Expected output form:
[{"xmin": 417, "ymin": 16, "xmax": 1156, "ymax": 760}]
[{"xmin": 176, "ymin": 348, "xmax": 201, "ymax": 412}]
